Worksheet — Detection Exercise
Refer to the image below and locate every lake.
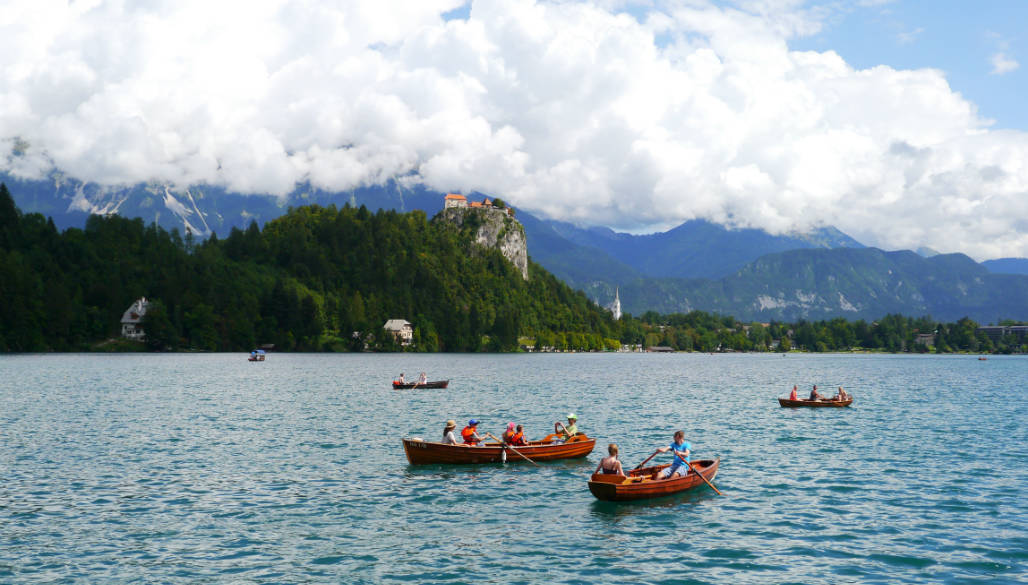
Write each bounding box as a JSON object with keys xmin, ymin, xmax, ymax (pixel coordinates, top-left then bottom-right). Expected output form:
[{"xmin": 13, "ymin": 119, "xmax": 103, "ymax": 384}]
[{"xmin": 1, "ymin": 352, "xmax": 1025, "ymax": 584}]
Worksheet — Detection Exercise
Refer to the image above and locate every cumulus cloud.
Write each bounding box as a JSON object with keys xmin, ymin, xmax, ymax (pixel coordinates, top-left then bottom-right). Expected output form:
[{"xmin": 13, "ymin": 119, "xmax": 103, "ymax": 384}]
[{"xmin": 1, "ymin": 0, "xmax": 1027, "ymax": 260}]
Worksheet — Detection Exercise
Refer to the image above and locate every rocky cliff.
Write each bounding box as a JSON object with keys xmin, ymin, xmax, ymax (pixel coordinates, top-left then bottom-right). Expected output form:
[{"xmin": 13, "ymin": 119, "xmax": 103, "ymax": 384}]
[{"xmin": 437, "ymin": 207, "xmax": 529, "ymax": 280}]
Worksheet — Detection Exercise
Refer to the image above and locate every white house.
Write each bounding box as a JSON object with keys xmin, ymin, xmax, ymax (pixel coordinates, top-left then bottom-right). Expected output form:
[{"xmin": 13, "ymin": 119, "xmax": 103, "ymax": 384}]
[
  {"xmin": 121, "ymin": 297, "xmax": 151, "ymax": 340},
  {"xmin": 383, "ymin": 319, "xmax": 414, "ymax": 346}
]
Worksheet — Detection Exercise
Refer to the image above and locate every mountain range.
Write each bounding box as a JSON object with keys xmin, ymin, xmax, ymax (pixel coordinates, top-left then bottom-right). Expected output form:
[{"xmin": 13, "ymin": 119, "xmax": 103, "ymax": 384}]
[{"xmin": 3, "ymin": 170, "xmax": 1027, "ymax": 322}]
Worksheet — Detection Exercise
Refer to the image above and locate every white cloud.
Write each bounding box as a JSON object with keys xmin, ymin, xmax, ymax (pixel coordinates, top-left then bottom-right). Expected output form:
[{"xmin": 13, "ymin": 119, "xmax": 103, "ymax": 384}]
[
  {"xmin": 1, "ymin": 0, "xmax": 1027, "ymax": 260},
  {"xmin": 990, "ymin": 52, "xmax": 1019, "ymax": 75},
  {"xmin": 896, "ymin": 27, "xmax": 923, "ymax": 45}
]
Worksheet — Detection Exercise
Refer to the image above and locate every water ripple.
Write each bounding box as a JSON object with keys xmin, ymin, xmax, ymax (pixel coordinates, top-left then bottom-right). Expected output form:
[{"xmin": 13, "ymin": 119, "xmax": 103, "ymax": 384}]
[{"xmin": 1, "ymin": 353, "xmax": 1026, "ymax": 584}]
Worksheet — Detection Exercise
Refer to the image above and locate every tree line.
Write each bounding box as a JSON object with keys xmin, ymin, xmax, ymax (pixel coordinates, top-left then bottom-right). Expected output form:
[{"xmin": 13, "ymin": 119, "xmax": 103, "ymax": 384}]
[{"xmin": 0, "ymin": 182, "xmax": 1023, "ymax": 354}]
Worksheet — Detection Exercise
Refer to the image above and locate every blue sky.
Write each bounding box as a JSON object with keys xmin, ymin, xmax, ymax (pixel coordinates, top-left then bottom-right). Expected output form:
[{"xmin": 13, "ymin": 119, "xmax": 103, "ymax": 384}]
[{"xmin": 790, "ymin": 1, "xmax": 1026, "ymax": 130}]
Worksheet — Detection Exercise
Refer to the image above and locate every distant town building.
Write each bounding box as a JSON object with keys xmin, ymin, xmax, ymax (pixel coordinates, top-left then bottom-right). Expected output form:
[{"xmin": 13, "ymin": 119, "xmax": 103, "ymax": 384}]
[
  {"xmin": 383, "ymin": 319, "xmax": 414, "ymax": 346},
  {"xmin": 977, "ymin": 325, "xmax": 1028, "ymax": 343},
  {"xmin": 914, "ymin": 333, "xmax": 935, "ymax": 346},
  {"xmin": 120, "ymin": 297, "xmax": 151, "ymax": 341},
  {"xmin": 444, "ymin": 193, "xmax": 468, "ymax": 209},
  {"xmin": 608, "ymin": 287, "xmax": 622, "ymax": 320}
]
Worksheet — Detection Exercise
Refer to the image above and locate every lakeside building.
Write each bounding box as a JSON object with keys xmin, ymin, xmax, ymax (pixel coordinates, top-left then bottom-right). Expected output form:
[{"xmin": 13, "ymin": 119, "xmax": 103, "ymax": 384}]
[
  {"xmin": 383, "ymin": 319, "xmax": 413, "ymax": 346},
  {"xmin": 120, "ymin": 297, "xmax": 150, "ymax": 341},
  {"xmin": 977, "ymin": 325, "xmax": 1028, "ymax": 343}
]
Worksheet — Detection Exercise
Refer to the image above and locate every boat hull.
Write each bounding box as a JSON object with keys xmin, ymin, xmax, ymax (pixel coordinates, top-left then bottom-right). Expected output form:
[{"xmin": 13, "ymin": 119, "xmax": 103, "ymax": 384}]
[
  {"xmin": 393, "ymin": 380, "xmax": 449, "ymax": 389},
  {"xmin": 779, "ymin": 397, "xmax": 853, "ymax": 407},
  {"xmin": 588, "ymin": 459, "xmax": 719, "ymax": 502},
  {"xmin": 402, "ymin": 435, "xmax": 595, "ymax": 464}
]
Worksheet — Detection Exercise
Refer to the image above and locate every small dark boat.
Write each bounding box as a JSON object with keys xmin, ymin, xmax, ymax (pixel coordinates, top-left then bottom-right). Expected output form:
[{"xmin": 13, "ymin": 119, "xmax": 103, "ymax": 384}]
[
  {"xmin": 588, "ymin": 458, "xmax": 720, "ymax": 501},
  {"xmin": 393, "ymin": 380, "xmax": 449, "ymax": 389},
  {"xmin": 402, "ymin": 434, "xmax": 595, "ymax": 464},
  {"xmin": 778, "ymin": 397, "xmax": 853, "ymax": 407}
]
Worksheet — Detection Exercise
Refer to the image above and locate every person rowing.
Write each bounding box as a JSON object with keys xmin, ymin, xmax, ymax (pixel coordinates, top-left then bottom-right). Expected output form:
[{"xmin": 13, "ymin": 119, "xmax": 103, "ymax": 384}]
[
  {"xmin": 809, "ymin": 384, "xmax": 823, "ymax": 401},
  {"xmin": 653, "ymin": 430, "xmax": 691, "ymax": 479},
  {"xmin": 461, "ymin": 419, "xmax": 485, "ymax": 445},
  {"xmin": 789, "ymin": 385, "xmax": 798, "ymax": 400}
]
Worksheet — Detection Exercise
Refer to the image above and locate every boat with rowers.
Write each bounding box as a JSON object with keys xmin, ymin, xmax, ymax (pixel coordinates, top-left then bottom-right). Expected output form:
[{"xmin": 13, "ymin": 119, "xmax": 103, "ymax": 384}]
[
  {"xmin": 402, "ymin": 434, "xmax": 595, "ymax": 465},
  {"xmin": 588, "ymin": 458, "xmax": 720, "ymax": 501},
  {"xmin": 778, "ymin": 397, "xmax": 853, "ymax": 407},
  {"xmin": 393, "ymin": 380, "xmax": 449, "ymax": 389}
]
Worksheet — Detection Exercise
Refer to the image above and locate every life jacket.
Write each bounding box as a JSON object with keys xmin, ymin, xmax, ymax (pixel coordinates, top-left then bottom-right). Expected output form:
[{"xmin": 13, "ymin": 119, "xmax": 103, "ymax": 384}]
[
  {"xmin": 461, "ymin": 426, "xmax": 478, "ymax": 444},
  {"xmin": 511, "ymin": 431, "xmax": 525, "ymax": 445},
  {"xmin": 502, "ymin": 430, "xmax": 516, "ymax": 444}
]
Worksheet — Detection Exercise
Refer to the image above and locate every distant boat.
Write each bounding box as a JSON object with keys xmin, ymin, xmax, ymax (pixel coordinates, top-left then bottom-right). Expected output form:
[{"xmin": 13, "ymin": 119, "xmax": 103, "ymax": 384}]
[
  {"xmin": 978, "ymin": 356, "xmax": 988, "ymax": 361},
  {"xmin": 392, "ymin": 380, "xmax": 449, "ymax": 389},
  {"xmin": 779, "ymin": 397, "xmax": 853, "ymax": 407},
  {"xmin": 588, "ymin": 458, "xmax": 720, "ymax": 501},
  {"xmin": 248, "ymin": 349, "xmax": 266, "ymax": 362}
]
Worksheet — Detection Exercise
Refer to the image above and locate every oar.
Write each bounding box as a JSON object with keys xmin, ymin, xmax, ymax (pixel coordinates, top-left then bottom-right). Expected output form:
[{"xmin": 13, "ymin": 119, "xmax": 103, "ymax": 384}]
[
  {"xmin": 632, "ymin": 450, "xmax": 660, "ymax": 470},
  {"xmin": 486, "ymin": 433, "xmax": 538, "ymax": 466},
  {"xmin": 687, "ymin": 460, "xmax": 722, "ymax": 495}
]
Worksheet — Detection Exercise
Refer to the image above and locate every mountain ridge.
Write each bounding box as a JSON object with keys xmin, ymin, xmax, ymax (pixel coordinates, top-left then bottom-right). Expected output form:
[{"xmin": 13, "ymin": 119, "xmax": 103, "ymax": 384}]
[{"xmin": 3, "ymin": 171, "xmax": 1026, "ymax": 322}]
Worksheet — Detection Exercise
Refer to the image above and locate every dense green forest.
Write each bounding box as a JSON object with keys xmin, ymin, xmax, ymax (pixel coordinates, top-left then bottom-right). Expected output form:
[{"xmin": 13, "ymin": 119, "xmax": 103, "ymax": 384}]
[
  {"xmin": 0, "ymin": 182, "xmax": 1024, "ymax": 353},
  {"xmin": 0, "ymin": 183, "xmax": 621, "ymax": 352}
]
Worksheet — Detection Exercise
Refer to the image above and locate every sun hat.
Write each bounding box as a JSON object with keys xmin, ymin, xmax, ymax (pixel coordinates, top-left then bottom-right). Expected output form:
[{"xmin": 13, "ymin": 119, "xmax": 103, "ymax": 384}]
[
  {"xmin": 445, "ymin": 420, "xmax": 456, "ymax": 429},
  {"xmin": 507, "ymin": 422, "xmax": 515, "ymax": 431},
  {"xmin": 469, "ymin": 419, "xmax": 479, "ymax": 426},
  {"xmin": 567, "ymin": 413, "xmax": 577, "ymax": 420}
]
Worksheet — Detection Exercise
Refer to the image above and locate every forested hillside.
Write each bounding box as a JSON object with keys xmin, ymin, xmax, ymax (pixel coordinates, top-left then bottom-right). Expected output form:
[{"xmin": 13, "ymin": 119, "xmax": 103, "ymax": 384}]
[
  {"xmin": 0, "ymin": 183, "xmax": 621, "ymax": 352},
  {"xmin": 2, "ymin": 182, "xmax": 1023, "ymax": 354}
]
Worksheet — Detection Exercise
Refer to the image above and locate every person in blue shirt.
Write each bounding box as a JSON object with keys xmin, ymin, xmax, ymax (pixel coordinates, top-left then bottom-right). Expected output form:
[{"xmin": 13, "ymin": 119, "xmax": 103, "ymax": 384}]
[{"xmin": 654, "ymin": 430, "xmax": 691, "ymax": 479}]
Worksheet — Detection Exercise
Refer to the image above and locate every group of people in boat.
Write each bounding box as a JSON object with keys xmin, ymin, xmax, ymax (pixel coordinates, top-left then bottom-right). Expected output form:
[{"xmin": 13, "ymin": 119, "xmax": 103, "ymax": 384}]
[
  {"xmin": 434, "ymin": 414, "xmax": 701, "ymax": 483},
  {"xmin": 397, "ymin": 372, "xmax": 428, "ymax": 385},
  {"xmin": 595, "ymin": 430, "xmax": 694, "ymax": 479},
  {"xmin": 440, "ymin": 413, "xmax": 583, "ymax": 447},
  {"xmin": 788, "ymin": 384, "xmax": 848, "ymax": 401}
]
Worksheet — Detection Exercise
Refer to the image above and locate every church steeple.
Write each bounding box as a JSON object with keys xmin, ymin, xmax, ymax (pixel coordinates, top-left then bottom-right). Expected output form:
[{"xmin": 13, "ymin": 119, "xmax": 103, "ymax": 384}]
[{"xmin": 610, "ymin": 287, "xmax": 622, "ymax": 321}]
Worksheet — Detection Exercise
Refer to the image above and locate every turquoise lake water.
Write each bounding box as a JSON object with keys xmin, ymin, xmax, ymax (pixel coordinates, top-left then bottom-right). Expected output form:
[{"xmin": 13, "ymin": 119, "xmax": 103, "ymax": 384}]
[{"xmin": 1, "ymin": 352, "xmax": 1026, "ymax": 584}]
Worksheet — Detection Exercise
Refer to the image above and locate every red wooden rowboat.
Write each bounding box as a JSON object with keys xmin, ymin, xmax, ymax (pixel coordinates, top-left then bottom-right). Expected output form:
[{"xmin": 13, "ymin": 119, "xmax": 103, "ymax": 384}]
[
  {"xmin": 588, "ymin": 458, "xmax": 720, "ymax": 501},
  {"xmin": 402, "ymin": 434, "xmax": 595, "ymax": 465},
  {"xmin": 393, "ymin": 380, "xmax": 449, "ymax": 389},
  {"xmin": 778, "ymin": 397, "xmax": 853, "ymax": 407}
]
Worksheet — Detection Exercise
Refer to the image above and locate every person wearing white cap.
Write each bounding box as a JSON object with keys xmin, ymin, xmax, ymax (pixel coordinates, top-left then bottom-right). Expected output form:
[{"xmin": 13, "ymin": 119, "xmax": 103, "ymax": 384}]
[{"xmin": 554, "ymin": 413, "xmax": 579, "ymax": 440}]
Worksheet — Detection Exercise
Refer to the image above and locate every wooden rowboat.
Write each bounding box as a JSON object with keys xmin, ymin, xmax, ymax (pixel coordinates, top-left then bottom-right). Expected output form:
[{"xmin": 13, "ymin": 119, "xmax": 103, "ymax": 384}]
[
  {"xmin": 402, "ymin": 434, "xmax": 595, "ymax": 465},
  {"xmin": 588, "ymin": 458, "xmax": 720, "ymax": 501},
  {"xmin": 393, "ymin": 380, "xmax": 449, "ymax": 389},
  {"xmin": 778, "ymin": 397, "xmax": 853, "ymax": 407}
]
